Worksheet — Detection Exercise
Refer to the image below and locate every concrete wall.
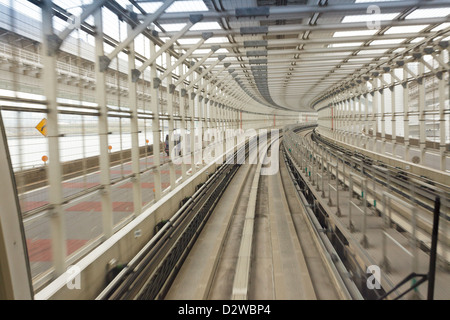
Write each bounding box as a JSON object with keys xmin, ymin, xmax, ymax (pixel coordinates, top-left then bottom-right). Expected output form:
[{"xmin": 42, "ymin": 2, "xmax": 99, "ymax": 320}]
[{"xmin": 15, "ymin": 143, "xmax": 164, "ymax": 193}]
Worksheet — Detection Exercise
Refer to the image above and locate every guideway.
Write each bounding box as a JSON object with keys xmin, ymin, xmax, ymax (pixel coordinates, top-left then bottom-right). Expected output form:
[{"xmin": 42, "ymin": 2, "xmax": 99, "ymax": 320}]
[
  {"xmin": 166, "ymin": 131, "xmax": 347, "ymax": 300},
  {"xmin": 284, "ymin": 124, "xmax": 450, "ymax": 300}
]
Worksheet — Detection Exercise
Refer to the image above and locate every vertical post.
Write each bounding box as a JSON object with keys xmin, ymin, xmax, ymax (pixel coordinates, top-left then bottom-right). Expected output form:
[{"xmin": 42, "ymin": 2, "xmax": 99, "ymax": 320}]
[
  {"xmin": 351, "ymin": 96, "xmax": 356, "ymax": 145},
  {"xmin": 321, "ymin": 147, "xmax": 325, "ymax": 197},
  {"xmin": 42, "ymin": 0, "xmax": 67, "ymax": 275},
  {"xmin": 94, "ymin": 8, "xmax": 113, "ymax": 239},
  {"xmin": 427, "ymin": 197, "xmax": 441, "ymax": 300},
  {"xmin": 371, "ymin": 80, "xmax": 378, "ymax": 151},
  {"xmin": 336, "ymin": 160, "xmax": 340, "ymax": 217},
  {"xmin": 380, "ymin": 86, "xmax": 386, "ymax": 154},
  {"xmin": 358, "ymin": 93, "xmax": 363, "ymax": 147},
  {"xmin": 199, "ymin": 80, "xmax": 205, "ymax": 168},
  {"xmin": 403, "ymin": 67, "xmax": 410, "ymax": 161},
  {"xmin": 438, "ymin": 71, "xmax": 446, "ymax": 171},
  {"xmin": 240, "ymin": 110, "xmax": 242, "ymax": 130},
  {"xmin": 331, "ymin": 105, "xmax": 334, "ymax": 133},
  {"xmin": 166, "ymin": 52, "xmax": 176, "ymax": 188},
  {"xmin": 328, "ymin": 162, "xmax": 333, "ymax": 207},
  {"xmin": 0, "ymin": 112, "xmax": 33, "ymax": 299},
  {"xmin": 127, "ymin": 11, "xmax": 142, "ymax": 216},
  {"xmin": 411, "ymin": 205, "xmax": 418, "ymax": 274},
  {"xmin": 381, "ymin": 194, "xmax": 389, "ymax": 272},
  {"xmin": 189, "ymin": 72, "xmax": 196, "ymax": 174},
  {"xmin": 320, "ymin": 146, "xmax": 326, "ymax": 198},
  {"xmin": 363, "ymin": 92, "xmax": 368, "ymax": 148},
  {"xmin": 151, "ymin": 40, "xmax": 162, "ymax": 200},
  {"xmin": 179, "ymin": 64, "xmax": 187, "ymax": 180},
  {"xmin": 390, "ymin": 71, "xmax": 397, "ymax": 156},
  {"xmin": 418, "ymin": 61, "xmax": 426, "ymax": 163},
  {"xmin": 360, "ymin": 177, "xmax": 368, "ymax": 248},
  {"xmin": 349, "ymin": 174, "xmax": 354, "ymax": 232}
]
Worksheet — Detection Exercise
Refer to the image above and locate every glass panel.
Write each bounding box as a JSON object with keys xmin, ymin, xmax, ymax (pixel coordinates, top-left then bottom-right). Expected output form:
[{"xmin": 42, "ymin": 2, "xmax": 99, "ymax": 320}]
[
  {"xmin": 63, "ymin": 192, "xmax": 102, "ymax": 259},
  {"xmin": 141, "ymin": 170, "xmax": 155, "ymax": 209},
  {"xmin": 111, "ymin": 178, "xmax": 134, "ymax": 226}
]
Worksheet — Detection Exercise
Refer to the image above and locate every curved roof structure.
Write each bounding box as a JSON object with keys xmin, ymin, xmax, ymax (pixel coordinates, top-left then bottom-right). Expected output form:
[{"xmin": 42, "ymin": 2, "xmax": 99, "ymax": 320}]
[{"xmin": 24, "ymin": 0, "xmax": 450, "ymax": 114}]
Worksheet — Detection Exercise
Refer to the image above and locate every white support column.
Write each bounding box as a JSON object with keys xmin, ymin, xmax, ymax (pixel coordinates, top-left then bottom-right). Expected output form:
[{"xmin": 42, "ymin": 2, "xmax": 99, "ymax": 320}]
[
  {"xmin": 389, "ymin": 84, "xmax": 397, "ymax": 157},
  {"xmin": 372, "ymin": 79, "xmax": 378, "ymax": 152},
  {"xmin": 403, "ymin": 67, "xmax": 410, "ymax": 161},
  {"xmin": 205, "ymin": 84, "xmax": 210, "ymax": 132},
  {"xmin": 340, "ymin": 100, "xmax": 344, "ymax": 140},
  {"xmin": 363, "ymin": 90, "xmax": 369, "ymax": 149},
  {"xmin": 179, "ymin": 64, "xmax": 188, "ymax": 180},
  {"xmin": 341, "ymin": 99, "xmax": 346, "ymax": 141},
  {"xmin": 225, "ymin": 104, "xmax": 229, "ymax": 131},
  {"xmin": 94, "ymin": 9, "xmax": 113, "ymax": 240},
  {"xmin": 166, "ymin": 52, "xmax": 176, "ymax": 188},
  {"xmin": 380, "ymin": 86, "xmax": 386, "ymax": 154},
  {"xmin": 189, "ymin": 72, "xmax": 196, "ymax": 174},
  {"xmin": 348, "ymin": 97, "xmax": 352, "ymax": 142},
  {"xmin": 358, "ymin": 92, "xmax": 362, "ymax": 147},
  {"xmin": 127, "ymin": 12, "xmax": 142, "ymax": 216},
  {"xmin": 150, "ymin": 40, "xmax": 162, "ymax": 200},
  {"xmin": 438, "ymin": 70, "xmax": 446, "ymax": 171},
  {"xmin": 343, "ymin": 97, "xmax": 349, "ymax": 143},
  {"xmin": 198, "ymin": 79, "xmax": 205, "ymax": 168},
  {"xmin": 42, "ymin": 0, "xmax": 67, "ymax": 276},
  {"xmin": 335, "ymin": 101, "xmax": 340, "ymax": 140},
  {"xmin": 390, "ymin": 71, "xmax": 397, "ymax": 156},
  {"xmin": 351, "ymin": 96, "xmax": 356, "ymax": 145},
  {"xmin": 418, "ymin": 61, "xmax": 426, "ymax": 163},
  {"xmin": 338, "ymin": 100, "xmax": 342, "ymax": 141}
]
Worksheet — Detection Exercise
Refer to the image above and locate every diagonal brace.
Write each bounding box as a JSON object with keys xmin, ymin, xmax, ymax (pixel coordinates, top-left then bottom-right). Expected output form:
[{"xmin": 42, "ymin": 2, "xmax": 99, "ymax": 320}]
[
  {"xmin": 100, "ymin": 0, "xmax": 176, "ymax": 71},
  {"xmin": 132, "ymin": 14, "xmax": 204, "ymax": 82},
  {"xmin": 174, "ymin": 45, "xmax": 220, "ymax": 87},
  {"xmin": 186, "ymin": 54, "xmax": 227, "ymax": 91}
]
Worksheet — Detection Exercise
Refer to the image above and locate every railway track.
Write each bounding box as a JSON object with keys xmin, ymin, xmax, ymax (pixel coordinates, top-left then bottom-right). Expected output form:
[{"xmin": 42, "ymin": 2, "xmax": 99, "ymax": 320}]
[
  {"xmin": 283, "ymin": 124, "xmax": 450, "ymax": 299},
  {"xmin": 95, "ymin": 132, "xmax": 267, "ymax": 300},
  {"xmin": 165, "ymin": 131, "xmax": 359, "ymax": 300},
  {"xmin": 303, "ymin": 128, "xmax": 449, "ymax": 263}
]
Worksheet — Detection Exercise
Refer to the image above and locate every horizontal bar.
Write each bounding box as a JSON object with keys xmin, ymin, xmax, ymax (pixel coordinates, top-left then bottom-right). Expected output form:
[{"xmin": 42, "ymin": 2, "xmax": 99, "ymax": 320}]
[
  {"xmin": 383, "ymin": 231, "xmax": 413, "ymax": 257},
  {"xmin": 350, "ymin": 201, "xmax": 364, "ymax": 213}
]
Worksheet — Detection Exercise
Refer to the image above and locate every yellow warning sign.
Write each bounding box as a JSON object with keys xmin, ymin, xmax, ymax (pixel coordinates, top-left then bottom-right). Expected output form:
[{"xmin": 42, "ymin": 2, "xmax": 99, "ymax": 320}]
[{"xmin": 35, "ymin": 118, "xmax": 47, "ymax": 137}]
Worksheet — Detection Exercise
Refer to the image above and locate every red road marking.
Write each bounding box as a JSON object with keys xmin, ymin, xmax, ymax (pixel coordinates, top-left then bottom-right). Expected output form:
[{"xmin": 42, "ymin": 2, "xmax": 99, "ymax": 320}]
[
  {"xmin": 110, "ymin": 170, "xmax": 133, "ymax": 175},
  {"xmin": 66, "ymin": 201, "xmax": 134, "ymax": 212},
  {"xmin": 21, "ymin": 201, "xmax": 49, "ymax": 212},
  {"xmin": 63, "ymin": 182, "xmax": 99, "ymax": 189},
  {"xmin": 26, "ymin": 239, "xmax": 88, "ymax": 262}
]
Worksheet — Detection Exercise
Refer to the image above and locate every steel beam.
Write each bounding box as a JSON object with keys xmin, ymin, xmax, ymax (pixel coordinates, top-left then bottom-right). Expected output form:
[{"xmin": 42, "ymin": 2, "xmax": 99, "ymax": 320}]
[
  {"xmin": 166, "ymin": 51, "xmax": 176, "ymax": 188},
  {"xmin": 94, "ymin": 8, "xmax": 113, "ymax": 239},
  {"xmin": 150, "ymin": 40, "xmax": 162, "ymax": 200},
  {"xmin": 134, "ymin": 14, "xmax": 204, "ymax": 79},
  {"xmin": 135, "ymin": 1, "xmax": 450, "ymax": 23},
  {"xmin": 174, "ymin": 47, "xmax": 220, "ymax": 87},
  {"xmin": 101, "ymin": 0, "xmax": 175, "ymax": 71},
  {"xmin": 57, "ymin": 0, "xmax": 108, "ymax": 51},
  {"xmin": 173, "ymin": 33, "xmax": 438, "ymax": 51},
  {"xmin": 158, "ymin": 33, "xmax": 213, "ymax": 81},
  {"xmin": 127, "ymin": 10, "xmax": 142, "ymax": 216},
  {"xmin": 42, "ymin": 0, "xmax": 67, "ymax": 276},
  {"xmin": 160, "ymin": 17, "xmax": 449, "ymax": 38},
  {"xmin": 186, "ymin": 55, "xmax": 226, "ymax": 91},
  {"xmin": 0, "ymin": 113, "xmax": 33, "ymax": 299}
]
